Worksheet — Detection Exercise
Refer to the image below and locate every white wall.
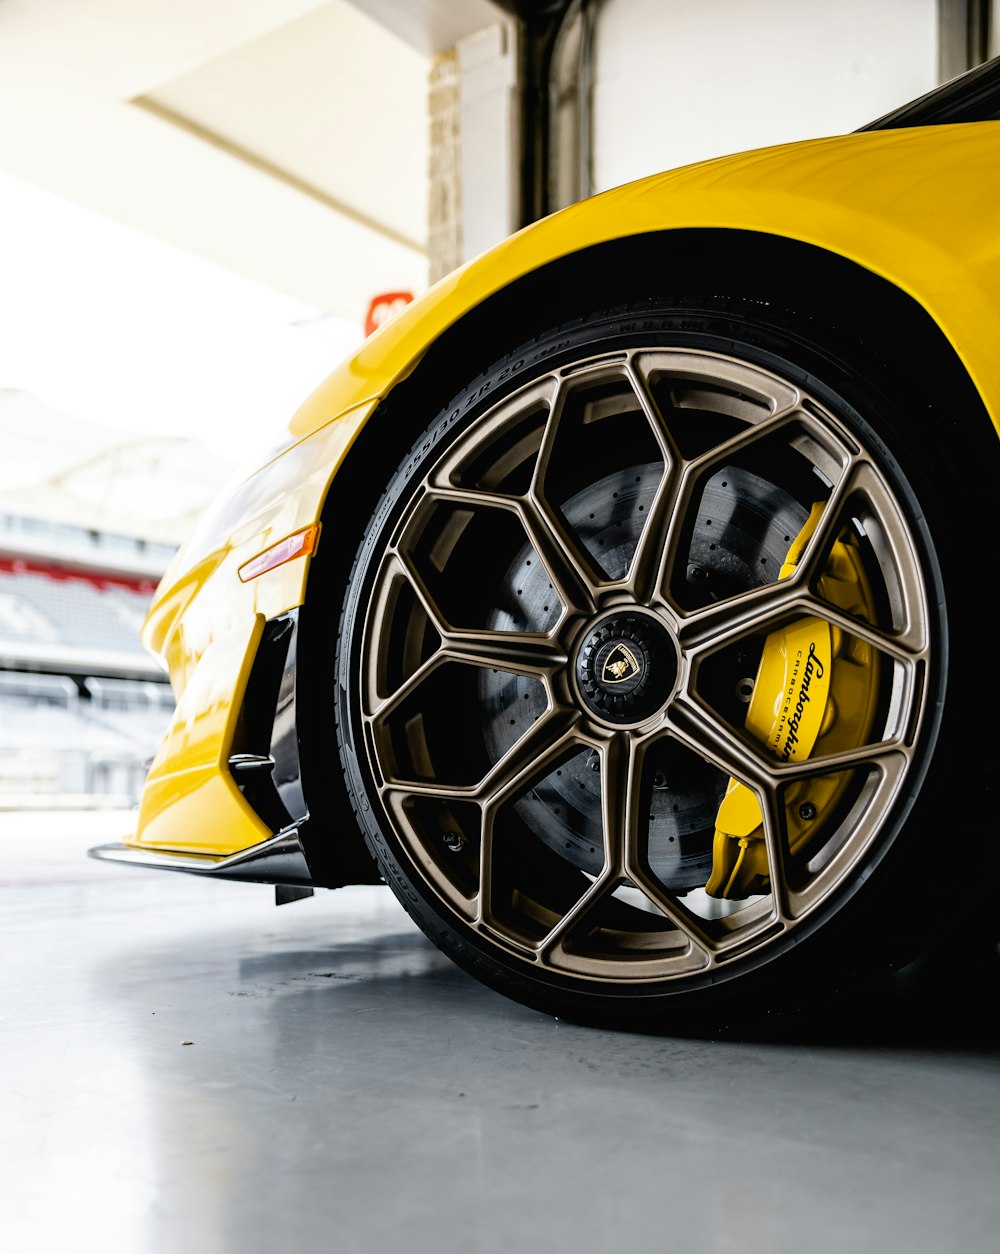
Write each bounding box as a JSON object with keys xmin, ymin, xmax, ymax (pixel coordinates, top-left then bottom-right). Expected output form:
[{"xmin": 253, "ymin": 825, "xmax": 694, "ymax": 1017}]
[
  {"xmin": 459, "ymin": 23, "xmax": 521, "ymax": 261},
  {"xmin": 592, "ymin": 0, "xmax": 938, "ymax": 192}
]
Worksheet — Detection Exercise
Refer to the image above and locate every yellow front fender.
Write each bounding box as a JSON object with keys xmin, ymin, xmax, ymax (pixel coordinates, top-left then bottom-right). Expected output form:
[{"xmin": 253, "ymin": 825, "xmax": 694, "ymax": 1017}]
[{"xmin": 289, "ymin": 120, "xmax": 1000, "ymax": 446}]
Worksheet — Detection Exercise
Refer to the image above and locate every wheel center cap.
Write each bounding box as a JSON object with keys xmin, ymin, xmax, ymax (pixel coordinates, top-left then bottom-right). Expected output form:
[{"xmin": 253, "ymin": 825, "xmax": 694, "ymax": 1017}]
[{"xmin": 575, "ymin": 612, "xmax": 677, "ymax": 725}]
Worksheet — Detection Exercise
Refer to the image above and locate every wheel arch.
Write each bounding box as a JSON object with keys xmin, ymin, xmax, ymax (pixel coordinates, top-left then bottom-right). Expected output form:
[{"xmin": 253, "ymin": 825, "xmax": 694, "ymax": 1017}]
[{"xmin": 423, "ymin": 226, "xmax": 982, "ymax": 386}]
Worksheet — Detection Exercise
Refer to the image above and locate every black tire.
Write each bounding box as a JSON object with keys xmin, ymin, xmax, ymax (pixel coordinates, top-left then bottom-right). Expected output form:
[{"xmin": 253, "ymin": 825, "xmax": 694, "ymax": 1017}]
[{"xmin": 334, "ymin": 295, "xmax": 994, "ymax": 1030}]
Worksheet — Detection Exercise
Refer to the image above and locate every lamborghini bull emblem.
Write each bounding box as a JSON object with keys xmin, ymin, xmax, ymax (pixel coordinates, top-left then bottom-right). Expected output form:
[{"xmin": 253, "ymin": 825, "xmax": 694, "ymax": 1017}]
[{"xmin": 602, "ymin": 643, "xmax": 641, "ymax": 684}]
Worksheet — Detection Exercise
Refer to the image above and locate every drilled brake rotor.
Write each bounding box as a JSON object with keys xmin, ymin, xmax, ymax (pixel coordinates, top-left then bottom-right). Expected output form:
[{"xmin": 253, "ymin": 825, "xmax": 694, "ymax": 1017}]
[{"xmin": 479, "ymin": 462, "xmax": 808, "ymax": 890}]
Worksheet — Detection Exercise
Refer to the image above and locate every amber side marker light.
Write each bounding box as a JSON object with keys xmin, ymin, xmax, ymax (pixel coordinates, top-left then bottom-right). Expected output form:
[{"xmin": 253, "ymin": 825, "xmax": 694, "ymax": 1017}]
[{"xmin": 238, "ymin": 524, "xmax": 320, "ymax": 583}]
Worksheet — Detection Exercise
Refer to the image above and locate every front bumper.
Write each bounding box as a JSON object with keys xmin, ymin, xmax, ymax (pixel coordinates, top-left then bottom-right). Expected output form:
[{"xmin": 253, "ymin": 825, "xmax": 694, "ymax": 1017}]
[{"xmin": 89, "ymin": 821, "xmax": 312, "ymax": 886}]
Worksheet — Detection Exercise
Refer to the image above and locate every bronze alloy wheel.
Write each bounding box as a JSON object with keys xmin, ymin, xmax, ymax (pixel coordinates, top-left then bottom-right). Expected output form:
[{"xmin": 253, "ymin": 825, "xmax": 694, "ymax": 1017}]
[{"xmin": 335, "ymin": 298, "xmax": 963, "ymax": 1027}]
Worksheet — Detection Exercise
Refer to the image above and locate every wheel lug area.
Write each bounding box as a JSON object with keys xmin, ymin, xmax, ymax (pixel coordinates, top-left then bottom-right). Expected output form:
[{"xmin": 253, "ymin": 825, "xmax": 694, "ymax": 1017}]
[
  {"xmin": 736, "ymin": 676, "xmax": 755, "ymax": 703},
  {"xmin": 573, "ymin": 607, "xmax": 679, "ymax": 728}
]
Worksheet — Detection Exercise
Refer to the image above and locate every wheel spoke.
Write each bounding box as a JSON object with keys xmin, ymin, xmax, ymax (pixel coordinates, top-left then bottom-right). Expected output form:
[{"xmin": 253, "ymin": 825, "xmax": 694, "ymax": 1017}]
[
  {"xmin": 519, "ymin": 493, "xmax": 598, "ymax": 616},
  {"xmin": 392, "ymin": 543, "xmax": 570, "ymax": 677},
  {"xmin": 370, "ymin": 630, "xmax": 562, "ymax": 722},
  {"xmin": 757, "ymin": 784, "xmax": 794, "ymax": 925},
  {"xmin": 367, "ymin": 652, "xmax": 445, "ymax": 722},
  {"xmin": 438, "ymin": 627, "xmax": 566, "ymax": 677},
  {"xmin": 603, "ymin": 732, "xmax": 713, "ymax": 952},
  {"xmin": 477, "ymin": 806, "xmax": 496, "ymax": 928},
  {"xmin": 415, "ymin": 482, "xmax": 596, "ymax": 619},
  {"xmin": 530, "ymin": 374, "xmax": 569, "ymax": 495},
  {"xmin": 423, "ymin": 482, "xmax": 521, "ymax": 512},
  {"xmin": 623, "ymin": 356, "xmax": 683, "ymax": 462},
  {"xmin": 677, "ymin": 577, "xmax": 801, "ymax": 653},
  {"xmin": 793, "ymin": 456, "xmax": 868, "ymax": 590},
  {"xmin": 670, "ymin": 690, "xmax": 906, "ymax": 787},
  {"xmin": 624, "ymin": 456, "xmax": 687, "ymax": 605},
  {"xmin": 598, "ymin": 732, "xmax": 636, "ymax": 877},
  {"xmin": 685, "ymin": 403, "xmax": 805, "ymax": 475},
  {"xmin": 769, "ymin": 741, "xmax": 908, "ymax": 784},
  {"xmin": 476, "ymin": 708, "xmax": 582, "ymax": 808},
  {"xmin": 522, "ymin": 378, "xmax": 604, "ymax": 609},
  {"xmin": 796, "ymin": 595, "xmax": 926, "ymax": 666},
  {"xmin": 680, "ymin": 578, "xmax": 925, "ymax": 666},
  {"xmin": 379, "ymin": 708, "xmax": 581, "ymax": 803},
  {"xmin": 626, "ymin": 872, "xmax": 717, "ymax": 956},
  {"xmin": 426, "ymin": 375, "xmax": 558, "ymax": 493},
  {"xmin": 629, "ymin": 350, "xmax": 804, "ymax": 439},
  {"xmin": 634, "ymin": 461, "xmax": 706, "ymax": 612},
  {"xmin": 665, "ymin": 696, "xmax": 772, "ymax": 789},
  {"xmin": 391, "ymin": 548, "xmax": 448, "ymax": 634},
  {"xmin": 476, "ymin": 711, "xmax": 583, "ymax": 931},
  {"xmin": 799, "ymin": 459, "xmax": 930, "ymax": 655},
  {"xmin": 537, "ymin": 873, "xmax": 618, "ymax": 959},
  {"xmin": 537, "ymin": 731, "xmax": 713, "ymax": 956},
  {"xmin": 381, "ymin": 777, "xmax": 476, "ymax": 799},
  {"xmin": 612, "ymin": 358, "xmax": 693, "ymax": 603},
  {"xmin": 780, "ymin": 748, "xmax": 911, "ymax": 921}
]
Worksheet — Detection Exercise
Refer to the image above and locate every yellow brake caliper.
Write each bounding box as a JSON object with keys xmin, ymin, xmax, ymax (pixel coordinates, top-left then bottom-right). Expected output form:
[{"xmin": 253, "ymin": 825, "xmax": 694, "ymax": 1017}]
[{"xmin": 706, "ymin": 502, "xmax": 881, "ymax": 899}]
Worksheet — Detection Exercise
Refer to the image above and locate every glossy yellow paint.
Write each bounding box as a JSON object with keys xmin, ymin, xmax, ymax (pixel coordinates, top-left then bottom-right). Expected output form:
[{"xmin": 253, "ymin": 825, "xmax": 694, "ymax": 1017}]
[
  {"xmin": 134, "ymin": 121, "xmax": 1000, "ymax": 858},
  {"xmin": 286, "ymin": 121, "xmax": 1000, "ymax": 446},
  {"xmin": 130, "ymin": 401, "xmax": 375, "ymax": 854},
  {"xmin": 136, "ymin": 614, "xmax": 270, "ymax": 854}
]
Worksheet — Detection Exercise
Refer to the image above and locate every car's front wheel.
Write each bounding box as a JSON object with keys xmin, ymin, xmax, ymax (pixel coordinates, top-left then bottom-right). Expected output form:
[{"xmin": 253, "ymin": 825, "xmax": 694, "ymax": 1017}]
[{"xmin": 335, "ymin": 296, "xmax": 977, "ymax": 1028}]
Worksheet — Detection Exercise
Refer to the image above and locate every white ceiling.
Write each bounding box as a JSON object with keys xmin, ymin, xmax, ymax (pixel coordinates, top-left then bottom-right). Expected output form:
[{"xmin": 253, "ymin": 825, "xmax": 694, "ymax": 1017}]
[
  {"xmin": 0, "ymin": 0, "xmax": 435, "ymax": 320},
  {"xmin": 142, "ymin": 2, "xmax": 429, "ymax": 251},
  {"xmin": 343, "ymin": 0, "xmax": 511, "ymax": 57}
]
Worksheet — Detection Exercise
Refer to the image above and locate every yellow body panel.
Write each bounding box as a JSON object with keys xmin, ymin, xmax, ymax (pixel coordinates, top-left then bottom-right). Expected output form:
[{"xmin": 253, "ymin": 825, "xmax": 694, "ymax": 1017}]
[
  {"xmin": 137, "ymin": 614, "xmax": 270, "ymax": 854},
  {"xmin": 289, "ymin": 122, "xmax": 1000, "ymax": 443},
  {"xmin": 132, "ymin": 401, "xmax": 375, "ymax": 853},
  {"xmin": 134, "ymin": 121, "xmax": 1000, "ymax": 857}
]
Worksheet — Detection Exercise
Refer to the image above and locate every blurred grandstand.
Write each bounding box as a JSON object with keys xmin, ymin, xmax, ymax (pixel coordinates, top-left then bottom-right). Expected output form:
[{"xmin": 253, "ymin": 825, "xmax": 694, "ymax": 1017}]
[{"xmin": 0, "ymin": 388, "xmax": 234, "ymax": 808}]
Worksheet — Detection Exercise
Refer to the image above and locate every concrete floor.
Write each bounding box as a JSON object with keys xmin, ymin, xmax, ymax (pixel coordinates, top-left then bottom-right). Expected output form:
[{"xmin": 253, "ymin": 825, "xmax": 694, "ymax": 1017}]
[{"xmin": 3, "ymin": 815, "xmax": 999, "ymax": 1254}]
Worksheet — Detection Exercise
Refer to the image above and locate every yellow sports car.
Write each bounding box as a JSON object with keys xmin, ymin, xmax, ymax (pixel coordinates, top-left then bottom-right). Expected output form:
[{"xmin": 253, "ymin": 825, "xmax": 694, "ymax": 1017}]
[{"xmin": 93, "ymin": 62, "xmax": 1000, "ymax": 1027}]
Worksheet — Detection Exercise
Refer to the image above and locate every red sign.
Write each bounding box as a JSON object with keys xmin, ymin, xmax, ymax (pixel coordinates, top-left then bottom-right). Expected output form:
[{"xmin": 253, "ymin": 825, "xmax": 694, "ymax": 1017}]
[{"xmin": 365, "ymin": 290, "xmax": 414, "ymax": 337}]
